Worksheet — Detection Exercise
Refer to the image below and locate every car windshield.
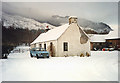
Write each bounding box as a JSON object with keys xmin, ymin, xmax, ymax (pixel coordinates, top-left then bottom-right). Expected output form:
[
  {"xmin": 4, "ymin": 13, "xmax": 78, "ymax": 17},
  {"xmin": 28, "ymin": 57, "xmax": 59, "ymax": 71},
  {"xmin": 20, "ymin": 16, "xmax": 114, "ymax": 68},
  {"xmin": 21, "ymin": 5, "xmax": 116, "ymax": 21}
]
[{"xmin": 31, "ymin": 48, "xmax": 46, "ymax": 51}]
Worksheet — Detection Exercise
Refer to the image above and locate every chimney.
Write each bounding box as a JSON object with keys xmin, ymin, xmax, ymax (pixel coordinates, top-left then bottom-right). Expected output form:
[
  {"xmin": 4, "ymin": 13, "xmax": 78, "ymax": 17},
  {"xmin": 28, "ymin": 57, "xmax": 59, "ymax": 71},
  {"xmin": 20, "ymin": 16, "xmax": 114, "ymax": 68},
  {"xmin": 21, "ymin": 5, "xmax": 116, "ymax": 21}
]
[
  {"xmin": 45, "ymin": 25, "xmax": 50, "ymax": 32},
  {"xmin": 69, "ymin": 16, "xmax": 77, "ymax": 25}
]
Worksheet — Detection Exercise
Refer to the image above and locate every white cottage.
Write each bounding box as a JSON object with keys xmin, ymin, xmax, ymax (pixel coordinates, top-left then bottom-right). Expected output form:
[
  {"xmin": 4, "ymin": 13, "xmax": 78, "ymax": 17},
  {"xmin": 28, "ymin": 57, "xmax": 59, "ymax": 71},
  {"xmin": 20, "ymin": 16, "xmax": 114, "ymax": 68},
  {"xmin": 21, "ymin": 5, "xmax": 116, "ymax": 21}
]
[{"xmin": 31, "ymin": 16, "xmax": 90, "ymax": 57}]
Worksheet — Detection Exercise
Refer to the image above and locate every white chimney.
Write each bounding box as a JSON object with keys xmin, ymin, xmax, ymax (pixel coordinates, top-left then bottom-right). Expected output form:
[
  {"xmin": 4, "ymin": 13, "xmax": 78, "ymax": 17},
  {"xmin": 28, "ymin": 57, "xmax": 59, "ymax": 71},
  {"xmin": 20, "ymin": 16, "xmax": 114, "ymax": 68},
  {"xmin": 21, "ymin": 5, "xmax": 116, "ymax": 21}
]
[{"xmin": 69, "ymin": 16, "xmax": 77, "ymax": 25}]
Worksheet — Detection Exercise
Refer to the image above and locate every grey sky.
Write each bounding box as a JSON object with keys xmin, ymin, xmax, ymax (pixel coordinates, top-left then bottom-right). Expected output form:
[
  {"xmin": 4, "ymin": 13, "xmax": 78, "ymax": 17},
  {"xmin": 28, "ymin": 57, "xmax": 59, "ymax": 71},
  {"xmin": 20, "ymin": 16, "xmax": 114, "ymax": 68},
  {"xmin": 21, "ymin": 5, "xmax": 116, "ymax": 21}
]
[{"xmin": 2, "ymin": 2, "xmax": 118, "ymax": 26}]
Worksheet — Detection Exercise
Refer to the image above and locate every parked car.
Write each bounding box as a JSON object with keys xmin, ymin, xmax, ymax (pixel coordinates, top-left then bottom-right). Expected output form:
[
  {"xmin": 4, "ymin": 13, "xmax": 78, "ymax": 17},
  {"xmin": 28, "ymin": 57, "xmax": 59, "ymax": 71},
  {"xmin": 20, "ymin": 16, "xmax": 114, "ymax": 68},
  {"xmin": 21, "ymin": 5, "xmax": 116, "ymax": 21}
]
[
  {"xmin": 102, "ymin": 48, "xmax": 109, "ymax": 51},
  {"xmin": 93, "ymin": 48, "xmax": 98, "ymax": 51},
  {"xmin": 109, "ymin": 48, "xmax": 114, "ymax": 51},
  {"xmin": 102, "ymin": 48, "xmax": 114, "ymax": 51},
  {"xmin": 30, "ymin": 48, "xmax": 49, "ymax": 59}
]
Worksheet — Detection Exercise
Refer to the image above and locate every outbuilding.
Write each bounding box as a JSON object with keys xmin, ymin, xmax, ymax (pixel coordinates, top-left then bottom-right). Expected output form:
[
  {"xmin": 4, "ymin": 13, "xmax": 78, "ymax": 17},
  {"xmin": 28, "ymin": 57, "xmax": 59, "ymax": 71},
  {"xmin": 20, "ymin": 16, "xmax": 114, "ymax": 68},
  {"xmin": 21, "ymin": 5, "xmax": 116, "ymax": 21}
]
[{"xmin": 89, "ymin": 27, "xmax": 120, "ymax": 51}]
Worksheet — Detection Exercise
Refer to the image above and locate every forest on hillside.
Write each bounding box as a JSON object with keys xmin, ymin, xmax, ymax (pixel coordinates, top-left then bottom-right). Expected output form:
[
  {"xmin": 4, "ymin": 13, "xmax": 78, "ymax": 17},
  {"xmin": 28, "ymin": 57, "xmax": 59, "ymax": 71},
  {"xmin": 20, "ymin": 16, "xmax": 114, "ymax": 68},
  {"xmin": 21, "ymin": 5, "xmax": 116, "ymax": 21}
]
[{"xmin": 2, "ymin": 25, "xmax": 45, "ymax": 55}]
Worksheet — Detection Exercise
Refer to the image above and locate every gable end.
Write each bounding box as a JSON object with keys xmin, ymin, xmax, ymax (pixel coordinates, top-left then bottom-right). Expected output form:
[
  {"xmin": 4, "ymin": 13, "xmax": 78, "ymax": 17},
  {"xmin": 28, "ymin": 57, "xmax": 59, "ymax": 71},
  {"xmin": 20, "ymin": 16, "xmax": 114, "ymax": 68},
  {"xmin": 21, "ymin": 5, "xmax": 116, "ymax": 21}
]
[{"xmin": 77, "ymin": 24, "xmax": 89, "ymax": 44}]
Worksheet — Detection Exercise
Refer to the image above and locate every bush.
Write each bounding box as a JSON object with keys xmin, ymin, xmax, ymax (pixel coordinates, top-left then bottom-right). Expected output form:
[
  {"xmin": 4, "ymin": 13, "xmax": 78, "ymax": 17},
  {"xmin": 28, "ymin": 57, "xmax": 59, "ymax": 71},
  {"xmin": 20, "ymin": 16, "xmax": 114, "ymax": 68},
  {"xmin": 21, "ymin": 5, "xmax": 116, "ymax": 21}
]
[
  {"xmin": 86, "ymin": 52, "xmax": 90, "ymax": 57},
  {"xmin": 64, "ymin": 55, "xmax": 68, "ymax": 57},
  {"xmin": 80, "ymin": 53, "xmax": 84, "ymax": 57}
]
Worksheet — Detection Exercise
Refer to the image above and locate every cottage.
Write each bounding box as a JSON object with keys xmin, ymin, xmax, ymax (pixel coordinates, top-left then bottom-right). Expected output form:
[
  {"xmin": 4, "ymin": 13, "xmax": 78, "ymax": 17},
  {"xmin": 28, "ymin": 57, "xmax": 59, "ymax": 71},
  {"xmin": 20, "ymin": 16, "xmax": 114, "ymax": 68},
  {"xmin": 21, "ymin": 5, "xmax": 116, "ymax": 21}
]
[{"xmin": 31, "ymin": 16, "xmax": 90, "ymax": 57}]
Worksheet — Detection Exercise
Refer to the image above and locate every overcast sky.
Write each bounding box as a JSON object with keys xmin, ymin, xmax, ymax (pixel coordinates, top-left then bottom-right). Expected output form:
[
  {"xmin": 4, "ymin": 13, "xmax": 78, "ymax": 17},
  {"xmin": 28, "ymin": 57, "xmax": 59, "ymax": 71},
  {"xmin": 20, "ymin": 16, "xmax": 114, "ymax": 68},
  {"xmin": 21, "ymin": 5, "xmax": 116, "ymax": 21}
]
[{"xmin": 2, "ymin": 2, "xmax": 118, "ymax": 26}]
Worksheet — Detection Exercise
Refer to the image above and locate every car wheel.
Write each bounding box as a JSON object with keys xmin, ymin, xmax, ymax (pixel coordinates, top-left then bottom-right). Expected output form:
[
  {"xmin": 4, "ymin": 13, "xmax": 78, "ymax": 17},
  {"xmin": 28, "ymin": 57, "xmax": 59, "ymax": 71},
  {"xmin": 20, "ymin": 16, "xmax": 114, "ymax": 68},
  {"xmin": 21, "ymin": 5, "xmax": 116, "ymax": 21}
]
[
  {"xmin": 30, "ymin": 53, "xmax": 33, "ymax": 57},
  {"xmin": 36, "ymin": 54, "xmax": 39, "ymax": 59}
]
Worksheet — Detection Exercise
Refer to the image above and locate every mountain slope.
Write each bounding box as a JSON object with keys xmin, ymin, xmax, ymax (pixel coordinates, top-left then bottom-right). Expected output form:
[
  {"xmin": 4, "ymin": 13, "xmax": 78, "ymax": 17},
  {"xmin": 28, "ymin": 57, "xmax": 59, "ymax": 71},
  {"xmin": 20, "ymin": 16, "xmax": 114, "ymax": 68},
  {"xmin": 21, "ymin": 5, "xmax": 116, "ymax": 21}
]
[
  {"xmin": 2, "ymin": 13, "xmax": 112, "ymax": 34},
  {"xmin": 49, "ymin": 15, "xmax": 112, "ymax": 34},
  {"xmin": 2, "ymin": 12, "xmax": 55, "ymax": 30}
]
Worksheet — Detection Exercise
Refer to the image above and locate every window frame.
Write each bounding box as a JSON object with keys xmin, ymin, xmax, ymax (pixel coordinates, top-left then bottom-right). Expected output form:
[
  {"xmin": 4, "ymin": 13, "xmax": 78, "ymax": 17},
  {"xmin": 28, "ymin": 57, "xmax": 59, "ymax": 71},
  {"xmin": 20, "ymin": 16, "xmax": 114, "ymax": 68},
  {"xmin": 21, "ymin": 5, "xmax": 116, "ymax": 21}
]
[
  {"xmin": 63, "ymin": 42, "xmax": 68, "ymax": 51},
  {"xmin": 39, "ymin": 44, "xmax": 42, "ymax": 48},
  {"xmin": 44, "ymin": 43, "xmax": 46, "ymax": 50}
]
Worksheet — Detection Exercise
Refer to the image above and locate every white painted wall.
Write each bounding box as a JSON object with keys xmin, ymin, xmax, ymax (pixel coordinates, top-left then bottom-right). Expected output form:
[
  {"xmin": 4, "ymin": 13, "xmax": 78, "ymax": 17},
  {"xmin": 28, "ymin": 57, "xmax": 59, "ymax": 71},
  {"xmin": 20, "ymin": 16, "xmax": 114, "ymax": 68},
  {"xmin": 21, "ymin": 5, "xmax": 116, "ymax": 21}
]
[
  {"xmin": 36, "ymin": 43, "xmax": 39, "ymax": 48},
  {"xmin": 57, "ymin": 23, "xmax": 90, "ymax": 57}
]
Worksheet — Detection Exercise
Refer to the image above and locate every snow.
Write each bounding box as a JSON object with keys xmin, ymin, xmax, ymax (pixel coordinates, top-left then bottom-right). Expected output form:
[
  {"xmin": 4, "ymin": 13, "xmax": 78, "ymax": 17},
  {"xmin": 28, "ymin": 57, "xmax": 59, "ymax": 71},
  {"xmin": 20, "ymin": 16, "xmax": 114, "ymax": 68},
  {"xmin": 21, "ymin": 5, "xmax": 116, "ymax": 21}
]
[
  {"xmin": 31, "ymin": 23, "xmax": 69, "ymax": 44},
  {"xmin": 2, "ymin": 12, "xmax": 55, "ymax": 30},
  {"xmin": 1, "ymin": 46, "xmax": 118, "ymax": 81},
  {"xmin": 0, "ymin": 60, "xmax": 2, "ymax": 82},
  {"xmin": 105, "ymin": 26, "xmax": 119, "ymax": 39},
  {"xmin": 69, "ymin": 16, "xmax": 77, "ymax": 19},
  {"xmin": 89, "ymin": 25, "xmax": 120, "ymax": 42},
  {"xmin": 83, "ymin": 27, "xmax": 97, "ymax": 32},
  {"xmin": 89, "ymin": 34, "xmax": 107, "ymax": 42}
]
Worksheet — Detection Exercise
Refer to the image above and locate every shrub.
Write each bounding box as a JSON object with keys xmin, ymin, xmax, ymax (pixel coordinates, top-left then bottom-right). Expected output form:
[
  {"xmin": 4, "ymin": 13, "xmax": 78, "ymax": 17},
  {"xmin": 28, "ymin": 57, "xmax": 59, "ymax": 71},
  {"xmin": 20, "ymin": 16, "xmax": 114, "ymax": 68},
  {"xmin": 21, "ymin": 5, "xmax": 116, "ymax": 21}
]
[
  {"xmin": 80, "ymin": 53, "xmax": 84, "ymax": 57},
  {"xmin": 86, "ymin": 52, "xmax": 90, "ymax": 57},
  {"xmin": 64, "ymin": 55, "xmax": 68, "ymax": 57}
]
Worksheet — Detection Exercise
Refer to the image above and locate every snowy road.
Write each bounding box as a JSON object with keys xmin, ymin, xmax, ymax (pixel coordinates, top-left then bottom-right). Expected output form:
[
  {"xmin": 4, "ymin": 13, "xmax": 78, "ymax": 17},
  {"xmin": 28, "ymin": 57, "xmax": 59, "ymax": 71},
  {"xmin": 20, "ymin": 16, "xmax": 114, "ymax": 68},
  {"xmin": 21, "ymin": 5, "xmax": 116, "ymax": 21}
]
[{"xmin": 1, "ymin": 46, "xmax": 118, "ymax": 81}]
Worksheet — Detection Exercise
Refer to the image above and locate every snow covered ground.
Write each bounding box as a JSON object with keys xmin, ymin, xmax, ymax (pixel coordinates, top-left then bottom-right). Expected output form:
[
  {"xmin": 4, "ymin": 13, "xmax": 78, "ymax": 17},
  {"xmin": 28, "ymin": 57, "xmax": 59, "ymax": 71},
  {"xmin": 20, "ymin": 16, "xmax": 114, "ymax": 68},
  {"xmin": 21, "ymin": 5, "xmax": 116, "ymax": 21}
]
[
  {"xmin": 0, "ymin": 46, "xmax": 118, "ymax": 81},
  {"xmin": 0, "ymin": 60, "xmax": 2, "ymax": 82}
]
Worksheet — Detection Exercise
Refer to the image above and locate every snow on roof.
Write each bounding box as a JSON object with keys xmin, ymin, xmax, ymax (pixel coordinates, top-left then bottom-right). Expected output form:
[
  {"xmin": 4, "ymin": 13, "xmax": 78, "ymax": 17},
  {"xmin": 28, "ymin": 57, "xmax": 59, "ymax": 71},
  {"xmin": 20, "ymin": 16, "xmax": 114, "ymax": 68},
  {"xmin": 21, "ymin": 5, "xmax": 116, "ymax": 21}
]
[
  {"xmin": 105, "ymin": 27, "xmax": 119, "ymax": 39},
  {"xmin": 69, "ymin": 16, "xmax": 77, "ymax": 19},
  {"xmin": 31, "ymin": 24, "xmax": 69, "ymax": 44},
  {"xmin": 89, "ymin": 34, "xmax": 107, "ymax": 42},
  {"xmin": 78, "ymin": 25, "xmax": 90, "ymax": 39},
  {"xmin": 89, "ymin": 25, "xmax": 120, "ymax": 42}
]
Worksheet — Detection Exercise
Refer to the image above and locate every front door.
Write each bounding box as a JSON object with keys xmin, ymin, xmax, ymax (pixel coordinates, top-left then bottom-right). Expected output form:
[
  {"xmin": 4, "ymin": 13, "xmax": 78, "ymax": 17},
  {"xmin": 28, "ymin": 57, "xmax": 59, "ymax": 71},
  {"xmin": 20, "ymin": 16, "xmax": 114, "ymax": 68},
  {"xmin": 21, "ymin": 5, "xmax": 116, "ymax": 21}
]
[{"xmin": 50, "ymin": 42, "xmax": 54, "ymax": 57}]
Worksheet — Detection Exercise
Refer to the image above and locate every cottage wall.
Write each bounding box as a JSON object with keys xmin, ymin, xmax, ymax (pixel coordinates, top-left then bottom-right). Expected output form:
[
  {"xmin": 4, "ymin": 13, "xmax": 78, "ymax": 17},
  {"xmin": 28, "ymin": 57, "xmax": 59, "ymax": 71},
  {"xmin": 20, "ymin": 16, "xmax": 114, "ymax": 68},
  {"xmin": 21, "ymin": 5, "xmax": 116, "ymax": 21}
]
[
  {"xmin": 57, "ymin": 23, "xmax": 90, "ymax": 57},
  {"xmin": 30, "ymin": 44, "xmax": 35, "ymax": 48}
]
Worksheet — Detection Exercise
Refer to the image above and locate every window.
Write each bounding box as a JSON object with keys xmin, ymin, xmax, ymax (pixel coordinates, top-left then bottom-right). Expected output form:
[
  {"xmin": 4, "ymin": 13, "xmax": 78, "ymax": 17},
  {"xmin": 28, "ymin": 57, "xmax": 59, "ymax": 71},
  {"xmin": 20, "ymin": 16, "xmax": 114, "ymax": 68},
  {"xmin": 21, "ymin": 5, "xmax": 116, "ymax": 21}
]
[
  {"xmin": 44, "ymin": 43, "xmax": 46, "ymax": 50},
  {"xmin": 109, "ymin": 42, "xmax": 112, "ymax": 45},
  {"xmin": 63, "ymin": 42, "xmax": 68, "ymax": 51},
  {"xmin": 34, "ymin": 44, "xmax": 36, "ymax": 48},
  {"xmin": 39, "ymin": 44, "xmax": 42, "ymax": 48}
]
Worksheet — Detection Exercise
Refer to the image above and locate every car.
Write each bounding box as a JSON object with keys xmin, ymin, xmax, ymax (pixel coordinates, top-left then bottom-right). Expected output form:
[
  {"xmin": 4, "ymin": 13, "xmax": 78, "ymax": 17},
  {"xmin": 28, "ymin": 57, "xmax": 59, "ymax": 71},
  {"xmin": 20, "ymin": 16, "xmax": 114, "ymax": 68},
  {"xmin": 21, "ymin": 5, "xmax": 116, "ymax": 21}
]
[
  {"xmin": 93, "ymin": 48, "xmax": 97, "ymax": 51},
  {"xmin": 102, "ymin": 48, "xmax": 109, "ymax": 51},
  {"xmin": 109, "ymin": 48, "xmax": 114, "ymax": 51},
  {"xmin": 30, "ymin": 48, "xmax": 49, "ymax": 59},
  {"xmin": 102, "ymin": 48, "xmax": 114, "ymax": 51}
]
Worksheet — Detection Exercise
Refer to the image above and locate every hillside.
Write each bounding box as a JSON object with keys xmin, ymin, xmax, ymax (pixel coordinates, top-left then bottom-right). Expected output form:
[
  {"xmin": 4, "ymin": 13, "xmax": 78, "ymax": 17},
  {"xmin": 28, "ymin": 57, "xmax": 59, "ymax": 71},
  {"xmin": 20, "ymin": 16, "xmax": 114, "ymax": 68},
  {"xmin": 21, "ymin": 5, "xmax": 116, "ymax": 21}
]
[
  {"xmin": 49, "ymin": 15, "xmax": 113, "ymax": 34},
  {"xmin": 2, "ymin": 12, "xmax": 55, "ymax": 30},
  {"xmin": 2, "ymin": 13, "xmax": 113, "ymax": 34}
]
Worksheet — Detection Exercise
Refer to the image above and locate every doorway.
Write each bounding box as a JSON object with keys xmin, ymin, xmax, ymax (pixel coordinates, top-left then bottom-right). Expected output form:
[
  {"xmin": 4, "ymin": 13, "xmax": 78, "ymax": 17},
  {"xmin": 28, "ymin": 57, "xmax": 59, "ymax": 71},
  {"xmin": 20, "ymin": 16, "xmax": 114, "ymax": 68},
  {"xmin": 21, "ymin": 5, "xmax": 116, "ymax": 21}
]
[{"xmin": 50, "ymin": 42, "xmax": 54, "ymax": 57}]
